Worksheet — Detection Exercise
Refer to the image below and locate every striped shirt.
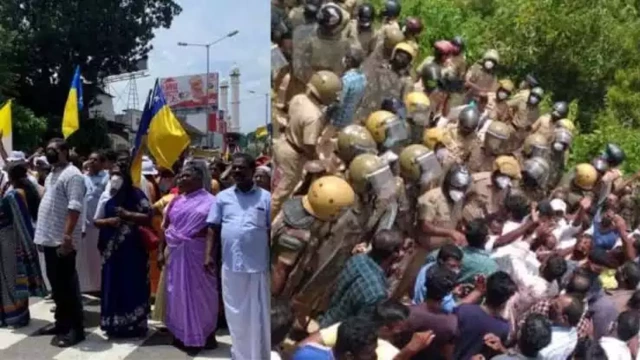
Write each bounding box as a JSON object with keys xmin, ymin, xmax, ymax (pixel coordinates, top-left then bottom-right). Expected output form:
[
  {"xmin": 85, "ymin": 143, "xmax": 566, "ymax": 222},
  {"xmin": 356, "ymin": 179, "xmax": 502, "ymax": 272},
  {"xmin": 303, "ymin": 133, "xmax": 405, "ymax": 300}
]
[
  {"xmin": 333, "ymin": 68, "xmax": 366, "ymax": 129},
  {"xmin": 34, "ymin": 163, "xmax": 86, "ymax": 247}
]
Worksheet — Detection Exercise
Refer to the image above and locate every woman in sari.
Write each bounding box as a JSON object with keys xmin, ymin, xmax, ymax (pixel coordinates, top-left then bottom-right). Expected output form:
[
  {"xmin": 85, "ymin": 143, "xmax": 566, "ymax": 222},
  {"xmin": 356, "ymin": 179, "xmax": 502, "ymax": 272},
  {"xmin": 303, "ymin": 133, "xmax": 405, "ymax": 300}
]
[
  {"xmin": 93, "ymin": 164, "xmax": 151, "ymax": 338},
  {"xmin": 0, "ymin": 163, "xmax": 46, "ymax": 327},
  {"xmin": 163, "ymin": 160, "xmax": 218, "ymax": 353}
]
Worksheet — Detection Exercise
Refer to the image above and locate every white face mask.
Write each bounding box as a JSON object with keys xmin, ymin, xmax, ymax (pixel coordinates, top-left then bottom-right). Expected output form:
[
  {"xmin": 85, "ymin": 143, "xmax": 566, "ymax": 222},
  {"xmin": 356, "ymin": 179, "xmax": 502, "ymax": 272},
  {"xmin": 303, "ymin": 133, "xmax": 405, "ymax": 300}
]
[
  {"xmin": 436, "ymin": 148, "xmax": 449, "ymax": 162},
  {"xmin": 449, "ymin": 189, "xmax": 465, "ymax": 202},
  {"xmin": 497, "ymin": 91, "xmax": 508, "ymax": 100},
  {"xmin": 552, "ymin": 142, "xmax": 565, "ymax": 152},
  {"xmin": 528, "ymin": 96, "xmax": 540, "ymax": 105},
  {"xmin": 484, "ymin": 60, "xmax": 495, "ymax": 70},
  {"xmin": 110, "ymin": 175, "xmax": 124, "ymax": 191},
  {"xmin": 494, "ymin": 175, "xmax": 512, "ymax": 189}
]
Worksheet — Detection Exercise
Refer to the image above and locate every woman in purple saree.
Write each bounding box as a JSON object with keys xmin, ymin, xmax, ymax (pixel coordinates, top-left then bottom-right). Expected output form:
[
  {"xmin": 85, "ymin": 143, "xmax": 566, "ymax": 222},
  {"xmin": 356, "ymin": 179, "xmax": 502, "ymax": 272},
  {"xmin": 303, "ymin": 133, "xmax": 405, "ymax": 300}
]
[{"xmin": 164, "ymin": 161, "xmax": 218, "ymax": 353}]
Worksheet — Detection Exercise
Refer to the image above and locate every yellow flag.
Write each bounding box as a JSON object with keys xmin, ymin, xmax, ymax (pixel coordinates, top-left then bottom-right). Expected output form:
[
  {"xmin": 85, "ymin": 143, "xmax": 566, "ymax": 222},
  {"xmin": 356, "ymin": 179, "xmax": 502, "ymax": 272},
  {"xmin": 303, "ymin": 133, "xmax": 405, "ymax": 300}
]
[{"xmin": 0, "ymin": 100, "xmax": 12, "ymax": 138}]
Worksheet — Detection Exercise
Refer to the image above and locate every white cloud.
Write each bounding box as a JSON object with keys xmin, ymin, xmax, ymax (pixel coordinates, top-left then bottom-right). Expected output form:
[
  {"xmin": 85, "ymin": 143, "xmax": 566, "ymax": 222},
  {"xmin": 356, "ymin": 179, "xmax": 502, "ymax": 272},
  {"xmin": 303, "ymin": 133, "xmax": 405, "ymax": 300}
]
[{"xmin": 109, "ymin": 0, "xmax": 270, "ymax": 133}]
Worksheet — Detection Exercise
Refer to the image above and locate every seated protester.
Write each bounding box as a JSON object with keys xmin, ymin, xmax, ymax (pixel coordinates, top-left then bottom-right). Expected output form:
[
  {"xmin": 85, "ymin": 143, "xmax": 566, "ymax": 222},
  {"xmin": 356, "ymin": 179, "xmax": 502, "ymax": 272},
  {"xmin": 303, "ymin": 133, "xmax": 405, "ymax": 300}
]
[
  {"xmin": 319, "ymin": 230, "xmax": 404, "ymax": 328},
  {"xmin": 537, "ymin": 294, "xmax": 584, "ymax": 359},
  {"xmin": 407, "ymin": 265, "xmax": 459, "ymax": 359},
  {"xmin": 293, "ymin": 315, "xmax": 378, "ymax": 360},
  {"xmin": 426, "ymin": 218, "xmax": 499, "ymax": 285},
  {"xmin": 490, "ymin": 313, "xmax": 552, "ymax": 360},
  {"xmin": 608, "ymin": 261, "xmax": 640, "ymax": 313},
  {"xmin": 454, "ymin": 271, "xmax": 517, "ymax": 360},
  {"xmin": 303, "ymin": 300, "xmax": 409, "ymax": 360},
  {"xmin": 413, "ymin": 244, "xmax": 463, "ymax": 308},
  {"xmin": 271, "ymin": 298, "xmax": 295, "ymax": 360},
  {"xmin": 599, "ymin": 310, "xmax": 640, "ymax": 360}
]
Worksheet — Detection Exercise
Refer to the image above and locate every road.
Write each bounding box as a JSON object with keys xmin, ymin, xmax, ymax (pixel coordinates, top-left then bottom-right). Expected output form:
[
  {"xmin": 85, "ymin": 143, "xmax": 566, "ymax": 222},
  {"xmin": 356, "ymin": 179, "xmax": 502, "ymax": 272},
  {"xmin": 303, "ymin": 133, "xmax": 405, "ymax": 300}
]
[{"xmin": 0, "ymin": 297, "xmax": 232, "ymax": 360}]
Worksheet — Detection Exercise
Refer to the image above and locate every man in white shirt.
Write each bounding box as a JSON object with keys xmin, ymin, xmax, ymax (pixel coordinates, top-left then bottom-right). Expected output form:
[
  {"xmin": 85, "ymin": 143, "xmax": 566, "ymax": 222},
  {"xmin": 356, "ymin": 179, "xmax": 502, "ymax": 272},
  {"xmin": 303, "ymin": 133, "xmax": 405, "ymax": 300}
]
[
  {"xmin": 33, "ymin": 139, "xmax": 86, "ymax": 348},
  {"xmin": 600, "ymin": 310, "xmax": 639, "ymax": 360},
  {"xmin": 538, "ymin": 294, "xmax": 583, "ymax": 359}
]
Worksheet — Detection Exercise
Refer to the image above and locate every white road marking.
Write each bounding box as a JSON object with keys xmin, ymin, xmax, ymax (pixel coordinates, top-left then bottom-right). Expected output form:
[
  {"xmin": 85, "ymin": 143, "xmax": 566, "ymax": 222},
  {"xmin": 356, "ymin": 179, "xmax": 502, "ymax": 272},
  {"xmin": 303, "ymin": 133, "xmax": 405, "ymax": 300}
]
[{"xmin": 0, "ymin": 299, "xmax": 54, "ymax": 350}]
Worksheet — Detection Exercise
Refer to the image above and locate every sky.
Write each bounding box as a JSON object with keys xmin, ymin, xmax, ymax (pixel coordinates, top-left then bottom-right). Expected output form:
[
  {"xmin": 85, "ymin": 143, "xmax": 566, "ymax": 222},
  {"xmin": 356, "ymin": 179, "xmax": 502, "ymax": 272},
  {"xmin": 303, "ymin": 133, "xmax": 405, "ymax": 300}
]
[{"xmin": 108, "ymin": 0, "xmax": 270, "ymax": 133}]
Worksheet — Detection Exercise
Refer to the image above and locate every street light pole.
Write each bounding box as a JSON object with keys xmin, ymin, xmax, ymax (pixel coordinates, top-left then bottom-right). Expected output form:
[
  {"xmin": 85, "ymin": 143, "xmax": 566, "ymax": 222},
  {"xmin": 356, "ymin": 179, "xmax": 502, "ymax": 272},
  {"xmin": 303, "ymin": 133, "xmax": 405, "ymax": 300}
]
[{"xmin": 177, "ymin": 30, "xmax": 239, "ymax": 148}]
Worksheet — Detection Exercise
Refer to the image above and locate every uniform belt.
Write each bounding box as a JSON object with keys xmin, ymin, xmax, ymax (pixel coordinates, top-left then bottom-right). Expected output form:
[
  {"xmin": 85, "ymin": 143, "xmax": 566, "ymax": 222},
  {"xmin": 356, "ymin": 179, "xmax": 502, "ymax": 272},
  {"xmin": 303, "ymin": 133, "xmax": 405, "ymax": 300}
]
[{"xmin": 286, "ymin": 138, "xmax": 306, "ymax": 154}]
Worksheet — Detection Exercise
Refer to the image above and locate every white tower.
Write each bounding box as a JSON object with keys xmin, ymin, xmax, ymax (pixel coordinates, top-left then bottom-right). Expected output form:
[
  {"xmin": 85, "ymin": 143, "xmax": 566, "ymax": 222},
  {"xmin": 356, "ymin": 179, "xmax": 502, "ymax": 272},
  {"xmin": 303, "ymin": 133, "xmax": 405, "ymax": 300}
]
[
  {"xmin": 219, "ymin": 79, "xmax": 229, "ymax": 122},
  {"xmin": 229, "ymin": 67, "xmax": 240, "ymax": 133}
]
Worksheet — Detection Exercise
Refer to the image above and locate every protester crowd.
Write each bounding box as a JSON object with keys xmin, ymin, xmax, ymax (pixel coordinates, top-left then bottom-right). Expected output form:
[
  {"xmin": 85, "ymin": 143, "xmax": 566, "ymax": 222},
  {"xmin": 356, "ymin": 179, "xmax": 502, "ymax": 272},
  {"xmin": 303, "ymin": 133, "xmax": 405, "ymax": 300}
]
[
  {"xmin": 271, "ymin": 1, "xmax": 640, "ymax": 359},
  {"xmin": 0, "ymin": 137, "xmax": 273, "ymax": 359}
]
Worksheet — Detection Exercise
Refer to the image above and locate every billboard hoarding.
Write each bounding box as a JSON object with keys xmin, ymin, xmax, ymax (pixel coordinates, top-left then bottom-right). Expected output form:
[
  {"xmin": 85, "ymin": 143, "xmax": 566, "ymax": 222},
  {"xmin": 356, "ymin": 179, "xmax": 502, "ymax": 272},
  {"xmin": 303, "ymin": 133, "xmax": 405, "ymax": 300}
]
[{"xmin": 160, "ymin": 73, "xmax": 219, "ymax": 109}]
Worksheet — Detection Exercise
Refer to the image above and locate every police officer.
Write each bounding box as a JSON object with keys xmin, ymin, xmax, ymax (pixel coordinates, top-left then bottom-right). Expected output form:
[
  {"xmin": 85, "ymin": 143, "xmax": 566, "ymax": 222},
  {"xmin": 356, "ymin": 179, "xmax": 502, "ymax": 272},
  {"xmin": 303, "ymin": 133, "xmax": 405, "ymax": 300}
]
[
  {"xmin": 347, "ymin": 153, "xmax": 402, "ymax": 235},
  {"xmin": 399, "ymin": 144, "xmax": 443, "ymax": 197},
  {"xmin": 372, "ymin": 0, "xmax": 402, "ymax": 48},
  {"xmin": 404, "ymin": 92, "xmax": 431, "ymax": 144},
  {"xmin": 467, "ymin": 121, "xmax": 513, "ymax": 173},
  {"xmin": 547, "ymin": 125, "xmax": 573, "ymax": 190},
  {"xmin": 531, "ymin": 101, "xmax": 569, "ymax": 141},
  {"xmin": 356, "ymin": 3, "xmax": 376, "ymax": 54},
  {"xmin": 508, "ymin": 86, "xmax": 544, "ymax": 147},
  {"xmin": 464, "ymin": 49, "xmax": 500, "ymax": 104},
  {"xmin": 335, "ymin": 124, "xmax": 378, "ymax": 170},
  {"xmin": 292, "ymin": 3, "xmax": 356, "ymax": 85},
  {"xmin": 519, "ymin": 156, "xmax": 551, "ymax": 202},
  {"xmin": 356, "ymin": 42, "xmax": 416, "ymax": 122},
  {"xmin": 364, "ymin": 110, "xmax": 409, "ymax": 154},
  {"xmin": 464, "ymin": 156, "xmax": 522, "ymax": 220},
  {"xmin": 489, "ymin": 79, "xmax": 515, "ymax": 124},
  {"xmin": 449, "ymin": 36, "xmax": 467, "ymax": 79},
  {"xmin": 271, "ymin": 175, "xmax": 356, "ymax": 298},
  {"xmin": 553, "ymin": 163, "xmax": 597, "ymax": 213},
  {"xmin": 418, "ymin": 63, "xmax": 449, "ymax": 126},
  {"xmin": 423, "ymin": 127, "xmax": 457, "ymax": 170},
  {"xmin": 402, "ymin": 17, "xmax": 423, "ymax": 56},
  {"xmin": 444, "ymin": 105, "xmax": 481, "ymax": 163},
  {"xmin": 272, "ymin": 70, "xmax": 342, "ymax": 218}
]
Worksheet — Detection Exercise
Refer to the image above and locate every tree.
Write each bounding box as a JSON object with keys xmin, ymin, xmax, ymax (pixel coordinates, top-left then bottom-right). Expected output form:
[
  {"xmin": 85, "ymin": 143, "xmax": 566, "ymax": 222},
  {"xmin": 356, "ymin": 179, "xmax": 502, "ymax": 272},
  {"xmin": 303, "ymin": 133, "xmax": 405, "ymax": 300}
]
[{"xmin": 1, "ymin": 0, "xmax": 182, "ymax": 120}]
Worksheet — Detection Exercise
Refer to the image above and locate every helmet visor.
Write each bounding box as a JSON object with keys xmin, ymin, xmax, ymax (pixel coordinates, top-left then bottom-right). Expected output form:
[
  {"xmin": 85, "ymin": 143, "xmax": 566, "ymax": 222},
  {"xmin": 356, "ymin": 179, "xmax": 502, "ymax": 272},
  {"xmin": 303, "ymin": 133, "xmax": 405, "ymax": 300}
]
[
  {"xmin": 530, "ymin": 145, "xmax": 549, "ymax": 158},
  {"xmin": 416, "ymin": 151, "xmax": 442, "ymax": 185},
  {"xmin": 383, "ymin": 119, "xmax": 409, "ymax": 149},
  {"xmin": 485, "ymin": 133, "xmax": 507, "ymax": 154},
  {"xmin": 366, "ymin": 165, "xmax": 396, "ymax": 199}
]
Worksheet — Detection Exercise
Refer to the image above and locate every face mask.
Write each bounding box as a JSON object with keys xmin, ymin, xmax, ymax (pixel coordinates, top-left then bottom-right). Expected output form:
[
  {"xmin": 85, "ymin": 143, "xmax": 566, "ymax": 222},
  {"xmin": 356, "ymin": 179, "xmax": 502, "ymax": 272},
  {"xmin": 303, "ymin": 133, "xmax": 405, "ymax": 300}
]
[
  {"xmin": 484, "ymin": 60, "xmax": 495, "ymax": 70},
  {"xmin": 341, "ymin": 57, "xmax": 348, "ymax": 69},
  {"xmin": 528, "ymin": 96, "xmax": 540, "ymax": 106},
  {"xmin": 552, "ymin": 142, "xmax": 565, "ymax": 152},
  {"xmin": 436, "ymin": 148, "xmax": 449, "ymax": 162},
  {"xmin": 449, "ymin": 189, "xmax": 465, "ymax": 202},
  {"xmin": 494, "ymin": 175, "xmax": 512, "ymax": 189},
  {"xmin": 110, "ymin": 175, "xmax": 124, "ymax": 191},
  {"xmin": 497, "ymin": 91, "xmax": 508, "ymax": 100},
  {"xmin": 45, "ymin": 149, "xmax": 59, "ymax": 165}
]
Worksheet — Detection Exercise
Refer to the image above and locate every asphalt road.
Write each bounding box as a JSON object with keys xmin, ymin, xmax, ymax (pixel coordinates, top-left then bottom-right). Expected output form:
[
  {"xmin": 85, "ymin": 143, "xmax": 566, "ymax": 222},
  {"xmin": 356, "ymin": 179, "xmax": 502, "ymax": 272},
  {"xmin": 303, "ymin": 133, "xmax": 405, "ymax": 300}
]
[{"xmin": 0, "ymin": 297, "xmax": 232, "ymax": 360}]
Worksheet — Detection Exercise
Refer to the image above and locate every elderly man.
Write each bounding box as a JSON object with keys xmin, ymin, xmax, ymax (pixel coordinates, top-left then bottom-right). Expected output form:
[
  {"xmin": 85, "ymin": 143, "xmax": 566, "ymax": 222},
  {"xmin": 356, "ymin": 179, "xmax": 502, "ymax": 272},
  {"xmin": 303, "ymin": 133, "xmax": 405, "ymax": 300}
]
[{"xmin": 207, "ymin": 152, "xmax": 271, "ymax": 360}]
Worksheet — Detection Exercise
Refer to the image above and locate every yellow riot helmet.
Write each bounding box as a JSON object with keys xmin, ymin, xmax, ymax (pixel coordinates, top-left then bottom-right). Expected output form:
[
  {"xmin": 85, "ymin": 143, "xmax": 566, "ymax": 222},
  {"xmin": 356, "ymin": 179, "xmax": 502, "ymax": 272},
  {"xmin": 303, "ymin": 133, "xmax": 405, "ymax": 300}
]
[
  {"xmin": 523, "ymin": 133, "xmax": 549, "ymax": 158},
  {"xmin": 493, "ymin": 156, "xmax": 522, "ymax": 179},
  {"xmin": 392, "ymin": 42, "xmax": 418, "ymax": 62},
  {"xmin": 348, "ymin": 153, "xmax": 396, "ymax": 198},
  {"xmin": 336, "ymin": 124, "xmax": 378, "ymax": 164},
  {"xmin": 307, "ymin": 70, "xmax": 343, "ymax": 106},
  {"xmin": 404, "ymin": 92, "xmax": 431, "ymax": 114},
  {"xmin": 573, "ymin": 163, "xmax": 598, "ymax": 191},
  {"xmin": 399, "ymin": 144, "xmax": 442, "ymax": 184},
  {"xmin": 302, "ymin": 175, "xmax": 356, "ymax": 221},
  {"xmin": 498, "ymin": 79, "xmax": 515, "ymax": 93},
  {"xmin": 365, "ymin": 110, "xmax": 408, "ymax": 148},
  {"xmin": 423, "ymin": 127, "xmax": 446, "ymax": 150}
]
